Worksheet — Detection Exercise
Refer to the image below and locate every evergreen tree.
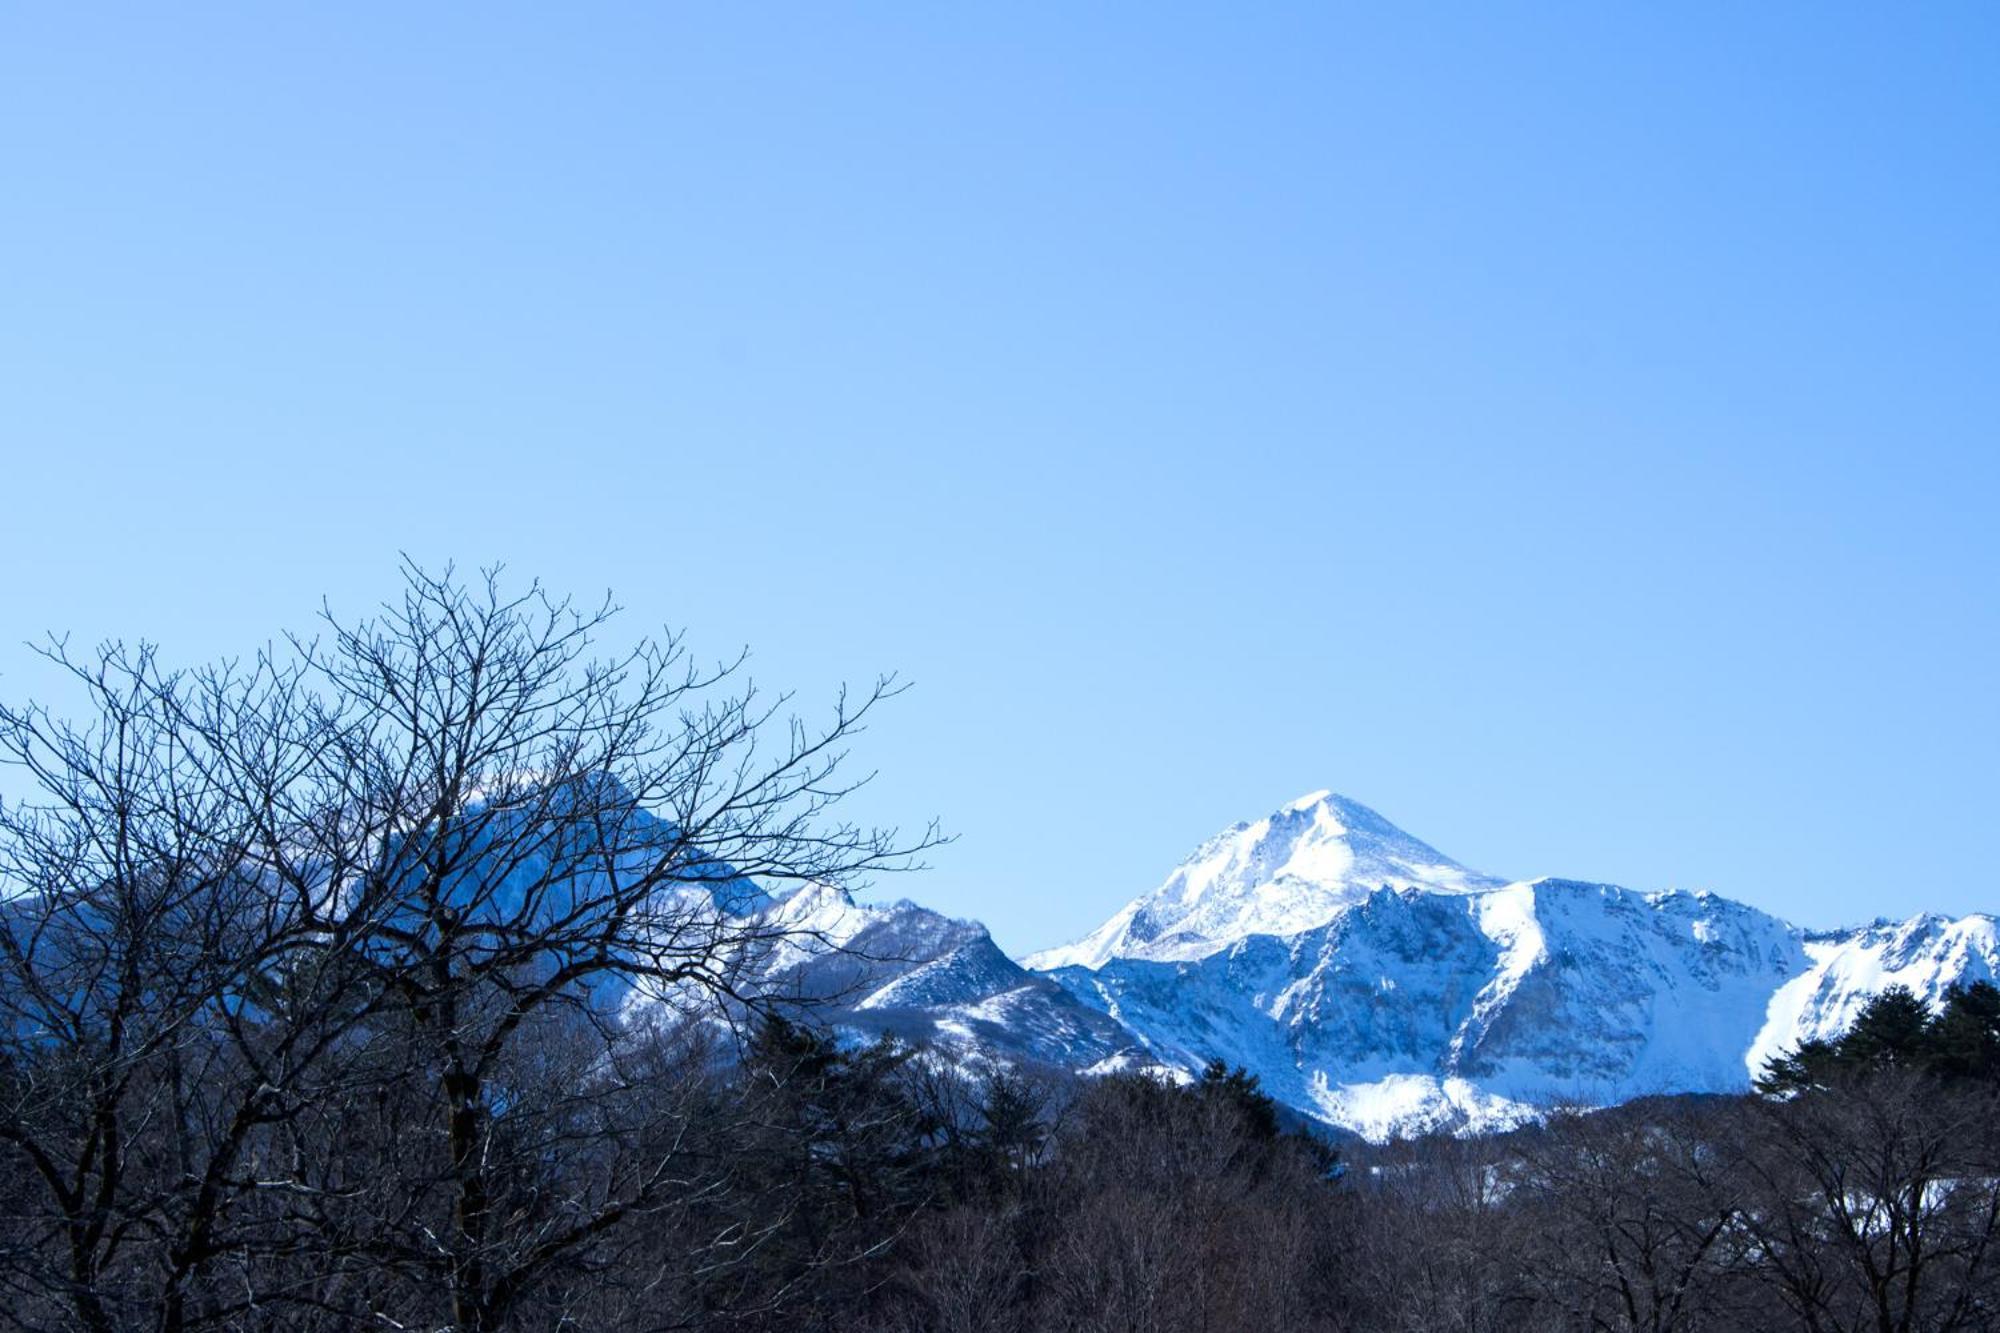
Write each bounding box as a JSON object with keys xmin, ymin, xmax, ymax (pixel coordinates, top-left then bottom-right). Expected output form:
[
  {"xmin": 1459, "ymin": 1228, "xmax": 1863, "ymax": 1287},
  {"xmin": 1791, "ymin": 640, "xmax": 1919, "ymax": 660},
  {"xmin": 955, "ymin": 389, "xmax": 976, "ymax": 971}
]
[
  {"xmin": 1839, "ymin": 984, "xmax": 1934, "ymax": 1068},
  {"xmin": 1757, "ymin": 1037, "xmax": 1841, "ymax": 1095},
  {"xmin": 1930, "ymin": 980, "xmax": 2000, "ymax": 1081},
  {"xmin": 1199, "ymin": 1058, "xmax": 1280, "ymax": 1140},
  {"xmin": 973, "ymin": 1066, "xmax": 1048, "ymax": 1185},
  {"xmin": 1757, "ymin": 982, "xmax": 2000, "ymax": 1094}
]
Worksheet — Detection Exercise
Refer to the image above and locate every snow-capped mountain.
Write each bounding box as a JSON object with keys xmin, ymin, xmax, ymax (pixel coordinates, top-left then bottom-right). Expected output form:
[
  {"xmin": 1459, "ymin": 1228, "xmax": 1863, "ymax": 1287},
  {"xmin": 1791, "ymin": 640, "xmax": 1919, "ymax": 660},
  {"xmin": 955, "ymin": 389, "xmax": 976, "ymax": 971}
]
[
  {"xmin": 1024, "ymin": 790, "xmax": 1504, "ymax": 970},
  {"xmin": 1029, "ymin": 792, "xmax": 1999, "ymax": 1140},
  {"xmin": 544, "ymin": 779, "xmax": 1994, "ymax": 1140}
]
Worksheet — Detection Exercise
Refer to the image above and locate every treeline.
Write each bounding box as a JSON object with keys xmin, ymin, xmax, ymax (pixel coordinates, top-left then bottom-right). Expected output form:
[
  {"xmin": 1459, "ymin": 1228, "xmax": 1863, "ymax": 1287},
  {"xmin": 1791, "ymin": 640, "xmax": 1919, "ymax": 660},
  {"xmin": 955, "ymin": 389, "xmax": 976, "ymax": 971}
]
[
  {"xmin": 3, "ymin": 566, "xmax": 1998, "ymax": 1331},
  {"xmin": 9, "ymin": 954, "xmax": 2000, "ymax": 1331},
  {"xmin": 667, "ymin": 990, "xmax": 2000, "ymax": 1332},
  {"xmin": 1335, "ymin": 983, "xmax": 2000, "ymax": 1333},
  {"xmin": 1758, "ymin": 977, "xmax": 2000, "ymax": 1091},
  {"xmin": 720, "ymin": 991, "xmax": 2000, "ymax": 1333}
]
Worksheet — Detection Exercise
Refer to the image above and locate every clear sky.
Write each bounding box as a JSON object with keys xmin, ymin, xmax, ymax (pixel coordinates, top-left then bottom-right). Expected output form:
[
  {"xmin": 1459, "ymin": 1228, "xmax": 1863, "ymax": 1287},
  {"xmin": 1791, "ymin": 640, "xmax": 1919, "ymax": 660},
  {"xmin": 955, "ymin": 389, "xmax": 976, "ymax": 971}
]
[{"xmin": 2, "ymin": 6, "xmax": 1995, "ymax": 952}]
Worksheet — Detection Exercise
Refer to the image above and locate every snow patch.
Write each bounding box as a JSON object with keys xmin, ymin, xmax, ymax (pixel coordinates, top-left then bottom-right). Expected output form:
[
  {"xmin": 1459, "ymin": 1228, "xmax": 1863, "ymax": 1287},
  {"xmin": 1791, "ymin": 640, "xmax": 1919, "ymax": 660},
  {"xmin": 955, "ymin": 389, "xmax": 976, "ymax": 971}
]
[{"xmin": 1308, "ymin": 1072, "xmax": 1538, "ymax": 1143}]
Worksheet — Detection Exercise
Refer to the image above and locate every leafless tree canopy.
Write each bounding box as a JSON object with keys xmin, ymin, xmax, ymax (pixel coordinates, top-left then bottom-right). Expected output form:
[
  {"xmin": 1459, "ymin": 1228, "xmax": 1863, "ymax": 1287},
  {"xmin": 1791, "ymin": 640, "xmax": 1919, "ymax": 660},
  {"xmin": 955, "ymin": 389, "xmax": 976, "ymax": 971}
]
[{"xmin": 0, "ymin": 563, "xmax": 935, "ymax": 1331}]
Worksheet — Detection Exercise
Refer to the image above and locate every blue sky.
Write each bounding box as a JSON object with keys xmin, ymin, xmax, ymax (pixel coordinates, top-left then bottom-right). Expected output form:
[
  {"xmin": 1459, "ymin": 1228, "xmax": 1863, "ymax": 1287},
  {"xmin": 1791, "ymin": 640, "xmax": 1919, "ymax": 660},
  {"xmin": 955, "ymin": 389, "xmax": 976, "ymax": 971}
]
[{"xmin": 2, "ymin": 5, "xmax": 1995, "ymax": 951}]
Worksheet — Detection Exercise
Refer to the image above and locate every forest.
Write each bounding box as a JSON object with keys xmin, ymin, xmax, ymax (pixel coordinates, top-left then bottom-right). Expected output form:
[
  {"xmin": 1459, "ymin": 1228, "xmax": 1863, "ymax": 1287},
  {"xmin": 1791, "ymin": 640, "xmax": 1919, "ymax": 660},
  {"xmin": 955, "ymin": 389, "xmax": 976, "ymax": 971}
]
[{"xmin": 2, "ymin": 567, "xmax": 1996, "ymax": 1331}]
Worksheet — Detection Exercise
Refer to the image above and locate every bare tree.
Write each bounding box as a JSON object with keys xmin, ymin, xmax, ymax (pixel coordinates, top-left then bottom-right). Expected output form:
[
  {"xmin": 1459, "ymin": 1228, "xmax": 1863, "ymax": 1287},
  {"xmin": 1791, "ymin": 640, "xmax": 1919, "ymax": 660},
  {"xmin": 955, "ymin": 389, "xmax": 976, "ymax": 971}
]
[
  {"xmin": 1029, "ymin": 1071, "xmax": 1345, "ymax": 1333},
  {"xmin": 0, "ymin": 640, "xmax": 335, "ymax": 1332},
  {"xmin": 0, "ymin": 562, "xmax": 937, "ymax": 1331},
  {"xmin": 1337, "ymin": 1130, "xmax": 1529, "ymax": 1333},
  {"xmin": 1734, "ymin": 1071, "xmax": 2000, "ymax": 1333},
  {"xmin": 1510, "ymin": 1099, "xmax": 1765, "ymax": 1332}
]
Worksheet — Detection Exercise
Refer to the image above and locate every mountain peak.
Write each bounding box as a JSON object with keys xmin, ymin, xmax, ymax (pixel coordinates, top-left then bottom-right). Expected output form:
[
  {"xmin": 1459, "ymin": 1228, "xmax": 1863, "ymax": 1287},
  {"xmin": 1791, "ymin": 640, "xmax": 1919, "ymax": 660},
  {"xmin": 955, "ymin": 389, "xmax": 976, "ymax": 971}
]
[{"xmin": 1025, "ymin": 791, "xmax": 1505, "ymax": 970}]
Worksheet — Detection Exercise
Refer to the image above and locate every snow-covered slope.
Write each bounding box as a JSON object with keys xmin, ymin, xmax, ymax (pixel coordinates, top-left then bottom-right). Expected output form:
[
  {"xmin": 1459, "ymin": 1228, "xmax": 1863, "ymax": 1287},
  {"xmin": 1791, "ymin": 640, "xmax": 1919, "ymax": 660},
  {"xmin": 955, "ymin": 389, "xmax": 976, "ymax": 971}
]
[
  {"xmin": 1023, "ymin": 792, "xmax": 1503, "ymax": 970},
  {"xmin": 1748, "ymin": 912, "xmax": 2000, "ymax": 1076},
  {"xmin": 630, "ymin": 882, "xmax": 1146, "ymax": 1072},
  {"xmin": 1029, "ymin": 791, "xmax": 1999, "ymax": 1140}
]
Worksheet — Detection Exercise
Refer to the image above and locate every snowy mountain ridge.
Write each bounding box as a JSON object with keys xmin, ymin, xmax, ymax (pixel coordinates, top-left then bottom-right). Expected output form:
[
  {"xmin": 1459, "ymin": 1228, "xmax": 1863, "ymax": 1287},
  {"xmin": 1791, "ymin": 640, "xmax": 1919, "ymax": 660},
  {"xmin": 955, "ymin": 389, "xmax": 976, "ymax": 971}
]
[
  {"xmin": 626, "ymin": 880, "xmax": 1147, "ymax": 1074},
  {"xmin": 1025, "ymin": 792, "xmax": 1998, "ymax": 1139}
]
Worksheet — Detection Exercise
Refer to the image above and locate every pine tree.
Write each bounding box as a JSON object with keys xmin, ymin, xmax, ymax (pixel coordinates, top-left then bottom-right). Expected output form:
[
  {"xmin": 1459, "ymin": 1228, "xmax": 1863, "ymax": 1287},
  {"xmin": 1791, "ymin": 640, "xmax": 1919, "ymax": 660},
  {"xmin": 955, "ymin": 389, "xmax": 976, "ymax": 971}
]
[
  {"xmin": 1756, "ymin": 982, "xmax": 2000, "ymax": 1094},
  {"xmin": 1838, "ymin": 984, "xmax": 1934, "ymax": 1068},
  {"xmin": 1757, "ymin": 1037, "xmax": 1841, "ymax": 1094},
  {"xmin": 1199, "ymin": 1058, "xmax": 1280, "ymax": 1140},
  {"xmin": 974, "ymin": 1067, "xmax": 1048, "ymax": 1184},
  {"xmin": 1930, "ymin": 980, "xmax": 2000, "ymax": 1081}
]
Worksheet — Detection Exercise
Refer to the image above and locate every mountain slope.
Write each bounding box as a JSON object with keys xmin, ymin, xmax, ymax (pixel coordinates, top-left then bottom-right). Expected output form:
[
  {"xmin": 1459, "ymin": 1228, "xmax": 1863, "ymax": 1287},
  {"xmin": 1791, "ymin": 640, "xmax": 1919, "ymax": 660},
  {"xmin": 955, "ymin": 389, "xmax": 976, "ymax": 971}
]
[{"xmin": 628, "ymin": 882, "xmax": 1147, "ymax": 1072}]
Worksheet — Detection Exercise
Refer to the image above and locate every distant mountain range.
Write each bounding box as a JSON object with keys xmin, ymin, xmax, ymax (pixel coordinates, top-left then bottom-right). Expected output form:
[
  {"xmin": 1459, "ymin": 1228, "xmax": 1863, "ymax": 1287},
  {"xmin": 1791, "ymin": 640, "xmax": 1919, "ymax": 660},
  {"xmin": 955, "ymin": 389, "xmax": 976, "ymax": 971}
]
[{"xmin": 637, "ymin": 790, "xmax": 1998, "ymax": 1139}]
